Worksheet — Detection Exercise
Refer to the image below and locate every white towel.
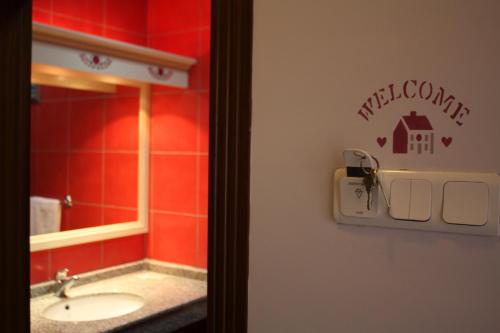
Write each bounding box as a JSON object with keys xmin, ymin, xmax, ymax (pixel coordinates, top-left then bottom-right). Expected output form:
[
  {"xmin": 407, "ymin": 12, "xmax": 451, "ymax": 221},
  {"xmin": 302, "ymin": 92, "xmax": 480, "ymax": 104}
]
[{"xmin": 30, "ymin": 196, "xmax": 61, "ymax": 235}]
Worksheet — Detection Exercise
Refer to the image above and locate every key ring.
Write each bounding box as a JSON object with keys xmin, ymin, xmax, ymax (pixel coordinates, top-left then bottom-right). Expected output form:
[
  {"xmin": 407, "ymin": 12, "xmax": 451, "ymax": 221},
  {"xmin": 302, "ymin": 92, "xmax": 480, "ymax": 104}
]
[
  {"xmin": 359, "ymin": 154, "xmax": 380, "ymax": 175},
  {"xmin": 357, "ymin": 153, "xmax": 390, "ymax": 208}
]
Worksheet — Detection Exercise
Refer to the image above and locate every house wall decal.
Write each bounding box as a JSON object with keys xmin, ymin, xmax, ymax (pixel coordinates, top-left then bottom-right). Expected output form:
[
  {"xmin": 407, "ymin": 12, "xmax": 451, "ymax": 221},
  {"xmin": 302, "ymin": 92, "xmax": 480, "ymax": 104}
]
[{"xmin": 393, "ymin": 111, "xmax": 434, "ymax": 154}]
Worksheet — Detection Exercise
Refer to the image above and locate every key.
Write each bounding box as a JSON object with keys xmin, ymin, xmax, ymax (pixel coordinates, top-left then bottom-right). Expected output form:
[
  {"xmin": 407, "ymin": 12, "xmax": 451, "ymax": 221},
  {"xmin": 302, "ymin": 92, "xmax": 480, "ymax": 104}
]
[{"xmin": 362, "ymin": 169, "xmax": 376, "ymax": 210}]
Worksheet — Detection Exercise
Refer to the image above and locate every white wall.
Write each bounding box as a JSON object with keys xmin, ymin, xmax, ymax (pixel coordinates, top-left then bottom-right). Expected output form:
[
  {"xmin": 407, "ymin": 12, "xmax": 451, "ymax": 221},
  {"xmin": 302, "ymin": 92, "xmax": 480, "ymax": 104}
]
[{"xmin": 249, "ymin": 1, "xmax": 500, "ymax": 332}]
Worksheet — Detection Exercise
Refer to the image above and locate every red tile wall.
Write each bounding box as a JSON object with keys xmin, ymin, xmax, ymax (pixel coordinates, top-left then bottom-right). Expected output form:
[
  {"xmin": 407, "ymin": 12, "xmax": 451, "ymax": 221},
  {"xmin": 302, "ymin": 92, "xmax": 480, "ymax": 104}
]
[
  {"xmin": 30, "ymin": 0, "xmax": 210, "ymax": 284},
  {"xmin": 147, "ymin": 0, "xmax": 210, "ymax": 269},
  {"xmin": 32, "ymin": 0, "xmax": 148, "ymax": 45},
  {"xmin": 30, "ymin": 235, "xmax": 146, "ymax": 284}
]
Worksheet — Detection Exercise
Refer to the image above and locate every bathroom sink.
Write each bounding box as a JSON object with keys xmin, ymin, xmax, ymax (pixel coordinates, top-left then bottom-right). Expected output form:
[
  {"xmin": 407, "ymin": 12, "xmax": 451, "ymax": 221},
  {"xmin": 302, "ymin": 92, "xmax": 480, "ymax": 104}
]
[{"xmin": 42, "ymin": 293, "xmax": 144, "ymax": 322}]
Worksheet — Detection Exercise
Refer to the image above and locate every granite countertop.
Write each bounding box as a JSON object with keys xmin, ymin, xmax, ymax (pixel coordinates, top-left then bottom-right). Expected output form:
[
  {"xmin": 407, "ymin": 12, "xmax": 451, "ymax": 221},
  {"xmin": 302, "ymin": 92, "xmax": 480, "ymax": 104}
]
[{"xmin": 31, "ymin": 270, "xmax": 207, "ymax": 333}]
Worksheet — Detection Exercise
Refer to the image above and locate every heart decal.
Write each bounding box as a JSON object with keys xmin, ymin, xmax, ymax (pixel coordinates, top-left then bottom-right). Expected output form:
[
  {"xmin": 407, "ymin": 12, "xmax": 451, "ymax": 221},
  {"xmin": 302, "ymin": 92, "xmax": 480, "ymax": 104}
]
[
  {"xmin": 377, "ymin": 137, "xmax": 387, "ymax": 147},
  {"xmin": 441, "ymin": 137, "xmax": 452, "ymax": 147}
]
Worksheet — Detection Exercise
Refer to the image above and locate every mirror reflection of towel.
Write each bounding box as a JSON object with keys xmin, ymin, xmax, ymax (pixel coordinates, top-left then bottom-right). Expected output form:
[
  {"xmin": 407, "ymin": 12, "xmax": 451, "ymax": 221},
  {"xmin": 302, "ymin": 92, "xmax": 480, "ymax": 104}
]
[{"xmin": 30, "ymin": 196, "xmax": 61, "ymax": 236}]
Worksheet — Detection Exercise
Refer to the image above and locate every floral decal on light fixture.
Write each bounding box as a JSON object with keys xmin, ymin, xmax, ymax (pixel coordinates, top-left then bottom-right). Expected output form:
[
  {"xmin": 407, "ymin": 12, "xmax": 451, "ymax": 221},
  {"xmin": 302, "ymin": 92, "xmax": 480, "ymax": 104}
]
[
  {"xmin": 148, "ymin": 66, "xmax": 173, "ymax": 81},
  {"xmin": 79, "ymin": 53, "xmax": 112, "ymax": 70}
]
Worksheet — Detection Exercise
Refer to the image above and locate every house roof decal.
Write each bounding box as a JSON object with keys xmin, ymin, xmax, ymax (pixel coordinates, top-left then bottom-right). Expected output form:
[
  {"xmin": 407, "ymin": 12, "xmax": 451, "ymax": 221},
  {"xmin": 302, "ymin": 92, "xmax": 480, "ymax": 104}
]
[{"xmin": 402, "ymin": 111, "xmax": 433, "ymax": 130}]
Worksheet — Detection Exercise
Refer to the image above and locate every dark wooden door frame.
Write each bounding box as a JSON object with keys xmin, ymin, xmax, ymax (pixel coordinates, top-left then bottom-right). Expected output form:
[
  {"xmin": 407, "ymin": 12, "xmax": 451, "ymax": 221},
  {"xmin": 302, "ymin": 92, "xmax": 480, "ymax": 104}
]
[
  {"xmin": 0, "ymin": 0, "xmax": 252, "ymax": 332},
  {"xmin": 0, "ymin": 1, "xmax": 32, "ymax": 332},
  {"xmin": 208, "ymin": 1, "xmax": 252, "ymax": 332}
]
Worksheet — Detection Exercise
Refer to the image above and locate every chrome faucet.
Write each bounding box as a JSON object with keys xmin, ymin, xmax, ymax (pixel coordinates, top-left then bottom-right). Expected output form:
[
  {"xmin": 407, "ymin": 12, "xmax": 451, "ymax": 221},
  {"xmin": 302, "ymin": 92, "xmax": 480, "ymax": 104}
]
[{"xmin": 54, "ymin": 268, "xmax": 79, "ymax": 298}]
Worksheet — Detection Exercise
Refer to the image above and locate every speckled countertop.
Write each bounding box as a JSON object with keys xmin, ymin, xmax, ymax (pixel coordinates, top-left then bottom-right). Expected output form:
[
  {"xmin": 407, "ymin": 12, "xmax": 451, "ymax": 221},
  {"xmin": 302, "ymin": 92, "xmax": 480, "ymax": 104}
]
[{"xmin": 31, "ymin": 271, "xmax": 207, "ymax": 333}]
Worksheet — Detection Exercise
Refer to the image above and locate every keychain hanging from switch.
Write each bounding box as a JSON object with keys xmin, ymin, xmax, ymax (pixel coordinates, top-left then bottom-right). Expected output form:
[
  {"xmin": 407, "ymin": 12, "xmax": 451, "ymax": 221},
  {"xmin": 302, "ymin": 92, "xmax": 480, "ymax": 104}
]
[
  {"xmin": 343, "ymin": 149, "xmax": 378, "ymax": 177},
  {"xmin": 342, "ymin": 149, "xmax": 390, "ymax": 211}
]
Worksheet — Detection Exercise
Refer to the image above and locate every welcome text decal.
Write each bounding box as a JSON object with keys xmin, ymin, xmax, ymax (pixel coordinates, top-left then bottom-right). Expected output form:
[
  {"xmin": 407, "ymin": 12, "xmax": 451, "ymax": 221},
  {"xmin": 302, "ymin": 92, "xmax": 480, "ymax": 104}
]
[
  {"xmin": 357, "ymin": 80, "xmax": 471, "ymax": 154},
  {"xmin": 357, "ymin": 80, "xmax": 470, "ymax": 127}
]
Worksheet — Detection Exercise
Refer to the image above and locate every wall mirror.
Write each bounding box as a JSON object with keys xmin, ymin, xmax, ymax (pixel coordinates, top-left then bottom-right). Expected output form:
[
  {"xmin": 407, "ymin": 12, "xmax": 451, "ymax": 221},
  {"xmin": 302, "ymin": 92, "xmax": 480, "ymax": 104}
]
[
  {"xmin": 30, "ymin": 23, "xmax": 196, "ymax": 251},
  {"xmin": 30, "ymin": 72, "xmax": 150, "ymax": 251}
]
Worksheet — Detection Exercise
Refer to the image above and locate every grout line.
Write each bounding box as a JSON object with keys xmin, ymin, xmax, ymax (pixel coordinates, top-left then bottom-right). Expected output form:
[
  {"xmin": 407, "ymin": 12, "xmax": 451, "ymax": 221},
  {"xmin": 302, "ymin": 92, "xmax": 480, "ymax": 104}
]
[
  {"xmin": 145, "ymin": 12, "xmax": 149, "ymax": 47},
  {"xmin": 100, "ymin": 241, "xmax": 104, "ymax": 270},
  {"xmin": 49, "ymin": 0, "xmax": 54, "ymax": 24},
  {"xmin": 199, "ymin": 25, "xmax": 209, "ymax": 267},
  {"xmin": 148, "ymin": 211, "xmax": 154, "ymax": 258},
  {"xmin": 195, "ymin": 187, "xmax": 202, "ymax": 267},
  {"xmin": 69, "ymin": 201, "xmax": 137, "ymax": 210},
  {"xmin": 150, "ymin": 151, "xmax": 208, "ymax": 156},
  {"xmin": 33, "ymin": 149, "xmax": 139, "ymax": 154},
  {"xmin": 197, "ymin": 0, "xmax": 203, "ymax": 36},
  {"xmin": 195, "ymin": 90, "xmax": 201, "ymax": 266},
  {"xmin": 102, "ymin": 0, "xmax": 107, "ymax": 33},
  {"xmin": 193, "ymin": 29, "xmax": 203, "ymax": 89},
  {"xmin": 34, "ymin": 9, "xmax": 148, "ymax": 37},
  {"xmin": 151, "ymin": 88, "xmax": 209, "ymax": 96},
  {"xmin": 150, "ymin": 209, "xmax": 207, "ymax": 219},
  {"xmin": 149, "ymin": 144, "xmax": 155, "ymax": 257},
  {"xmin": 148, "ymin": 27, "xmax": 211, "ymax": 37},
  {"xmin": 65, "ymin": 99, "xmax": 71, "ymax": 229},
  {"xmin": 146, "ymin": 0, "xmax": 151, "ymax": 47},
  {"xmin": 197, "ymin": 28, "xmax": 203, "ymax": 85},
  {"xmin": 47, "ymin": 249, "xmax": 52, "ymax": 281},
  {"xmin": 101, "ymin": 100, "xmax": 106, "ymax": 226},
  {"xmin": 99, "ymin": 55, "xmax": 106, "ymax": 265}
]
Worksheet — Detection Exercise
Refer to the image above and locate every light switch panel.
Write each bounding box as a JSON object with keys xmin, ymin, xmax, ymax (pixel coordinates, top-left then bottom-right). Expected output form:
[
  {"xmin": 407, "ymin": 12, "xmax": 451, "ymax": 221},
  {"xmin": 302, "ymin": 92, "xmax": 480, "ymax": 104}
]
[
  {"xmin": 442, "ymin": 181, "xmax": 489, "ymax": 226},
  {"xmin": 333, "ymin": 168, "xmax": 499, "ymax": 236}
]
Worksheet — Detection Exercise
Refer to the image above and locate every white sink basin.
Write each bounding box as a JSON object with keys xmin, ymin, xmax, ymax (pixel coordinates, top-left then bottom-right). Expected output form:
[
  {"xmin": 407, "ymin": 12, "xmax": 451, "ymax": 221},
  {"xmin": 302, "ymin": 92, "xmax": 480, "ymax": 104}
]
[{"xmin": 42, "ymin": 293, "xmax": 144, "ymax": 322}]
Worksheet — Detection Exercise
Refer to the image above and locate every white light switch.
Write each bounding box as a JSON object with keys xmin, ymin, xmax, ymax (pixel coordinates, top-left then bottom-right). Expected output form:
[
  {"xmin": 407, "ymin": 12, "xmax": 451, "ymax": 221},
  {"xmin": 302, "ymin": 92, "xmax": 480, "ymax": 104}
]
[
  {"xmin": 442, "ymin": 181, "xmax": 489, "ymax": 226},
  {"xmin": 409, "ymin": 179, "xmax": 432, "ymax": 221},
  {"xmin": 389, "ymin": 179, "xmax": 411, "ymax": 220},
  {"xmin": 390, "ymin": 179, "xmax": 431, "ymax": 221}
]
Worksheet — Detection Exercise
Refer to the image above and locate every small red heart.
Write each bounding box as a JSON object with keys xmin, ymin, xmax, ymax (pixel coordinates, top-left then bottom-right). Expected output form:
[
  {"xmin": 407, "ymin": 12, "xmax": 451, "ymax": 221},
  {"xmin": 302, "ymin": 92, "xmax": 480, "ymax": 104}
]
[
  {"xmin": 377, "ymin": 137, "xmax": 387, "ymax": 147},
  {"xmin": 441, "ymin": 137, "xmax": 452, "ymax": 147}
]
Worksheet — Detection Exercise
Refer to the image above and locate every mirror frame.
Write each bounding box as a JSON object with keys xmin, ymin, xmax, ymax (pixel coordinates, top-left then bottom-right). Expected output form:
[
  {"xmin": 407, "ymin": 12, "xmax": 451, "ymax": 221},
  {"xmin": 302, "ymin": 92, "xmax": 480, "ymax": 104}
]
[{"xmin": 30, "ymin": 69, "xmax": 150, "ymax": 252}]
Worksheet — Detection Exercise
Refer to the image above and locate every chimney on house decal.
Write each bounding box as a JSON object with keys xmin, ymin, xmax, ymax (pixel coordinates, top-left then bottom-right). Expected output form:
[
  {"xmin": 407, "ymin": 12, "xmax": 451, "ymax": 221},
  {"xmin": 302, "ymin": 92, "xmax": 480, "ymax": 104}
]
[{"xmin": 393, "ymin": 111, "xmax": 434, "ymax": 154}]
